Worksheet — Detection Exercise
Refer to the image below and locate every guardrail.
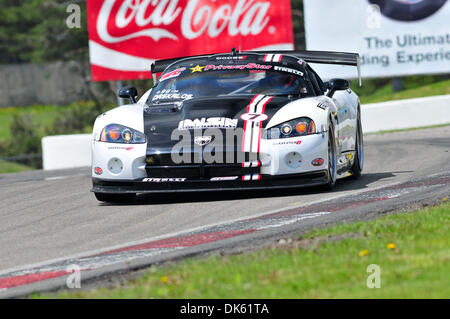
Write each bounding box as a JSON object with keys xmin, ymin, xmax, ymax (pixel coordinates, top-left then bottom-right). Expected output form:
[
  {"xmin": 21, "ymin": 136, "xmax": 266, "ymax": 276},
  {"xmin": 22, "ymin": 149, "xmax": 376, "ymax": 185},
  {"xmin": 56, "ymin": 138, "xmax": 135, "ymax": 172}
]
[
  {"xmin": 42, "ymin": 134, "xmax": 92, "ymax": 170},
  {"xmin": 361, "ymin": 94, "xmax": 450, "ymax": 133},
  {"xmin": 40, "ymin": 94, "xmax": 450, "ymax": 170}
]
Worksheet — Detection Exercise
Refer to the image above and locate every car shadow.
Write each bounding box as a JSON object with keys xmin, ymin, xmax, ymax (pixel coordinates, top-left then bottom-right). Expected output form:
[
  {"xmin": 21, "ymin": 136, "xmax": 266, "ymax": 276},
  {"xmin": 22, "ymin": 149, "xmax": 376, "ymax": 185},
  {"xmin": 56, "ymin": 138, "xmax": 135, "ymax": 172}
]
[{"xmin": 99, "ymin": 171, "xmax": 411, "ymax": 206}]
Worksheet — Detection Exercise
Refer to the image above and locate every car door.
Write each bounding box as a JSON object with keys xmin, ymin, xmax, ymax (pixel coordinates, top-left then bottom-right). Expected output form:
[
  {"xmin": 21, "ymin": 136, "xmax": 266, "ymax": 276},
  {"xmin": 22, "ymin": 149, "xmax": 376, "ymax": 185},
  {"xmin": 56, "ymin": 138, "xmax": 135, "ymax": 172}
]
[
  {"xmin": 307, "ymin": 67, "xmax": 347, "ymax": 153},
  {"xmin": 331, "ymin": 89, "xmax": 354, "ymax": 153}
]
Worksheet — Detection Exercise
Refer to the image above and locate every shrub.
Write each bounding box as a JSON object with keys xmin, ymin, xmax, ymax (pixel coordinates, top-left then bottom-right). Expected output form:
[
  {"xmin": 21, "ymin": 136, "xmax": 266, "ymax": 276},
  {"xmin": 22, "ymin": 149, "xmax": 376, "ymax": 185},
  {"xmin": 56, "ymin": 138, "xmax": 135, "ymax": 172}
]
[
  {"xmin": 3, "ymin": 113, "xmax": 42, "ymax": 168},
  {"xmin": 44, "ymin": 101, "xmax": 109, "ymax": 136},
  {"xmin": 0, "ymin": 101, "xmax": 113, "ymax": 169}
]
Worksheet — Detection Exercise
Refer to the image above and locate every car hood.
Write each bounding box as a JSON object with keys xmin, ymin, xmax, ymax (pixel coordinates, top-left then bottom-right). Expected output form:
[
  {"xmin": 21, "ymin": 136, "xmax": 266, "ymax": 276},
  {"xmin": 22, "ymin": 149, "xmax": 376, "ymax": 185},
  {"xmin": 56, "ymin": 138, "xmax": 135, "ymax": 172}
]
[{"xmin": 144, "ymin": 95, "xmax": 291, "ymax": 152}]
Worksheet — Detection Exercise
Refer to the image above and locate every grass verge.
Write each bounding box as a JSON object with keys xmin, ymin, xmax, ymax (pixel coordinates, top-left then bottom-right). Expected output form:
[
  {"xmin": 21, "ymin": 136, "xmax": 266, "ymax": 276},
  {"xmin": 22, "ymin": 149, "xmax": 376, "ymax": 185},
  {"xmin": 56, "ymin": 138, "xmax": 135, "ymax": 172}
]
[
  {"xmin": 0, "ymin": 160, "xmax": 33, "ymax": 174},
  {"xmin": 0, "ymin": 101, "xmax": 109, "ymax": 173},
  {"xmin": 0, "ymin": 105, "xmax": 63, "ymax": 140},
  {"xmin": 37, "ymin": 201, "xmax": 450, "ymax": 299},
  {"xmin": 364, "ymin": 123, "xmax": 450, "ymax": 136},
  {"xmin": 355, "ymin": 78, "xmax": 450, "ymax": 104}
]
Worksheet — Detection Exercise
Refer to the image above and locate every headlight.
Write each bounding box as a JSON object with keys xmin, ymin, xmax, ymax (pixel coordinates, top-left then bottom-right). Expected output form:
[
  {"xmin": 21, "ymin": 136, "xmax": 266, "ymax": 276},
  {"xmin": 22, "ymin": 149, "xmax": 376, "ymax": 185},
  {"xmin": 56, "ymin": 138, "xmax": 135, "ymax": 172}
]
[
  {"xmin": 99, "ymin": 124, "xmax": 146, "ymax": 144},
  {"xmin": 263, "ymin": 117, "xmax": 316, "ymax": 139}
]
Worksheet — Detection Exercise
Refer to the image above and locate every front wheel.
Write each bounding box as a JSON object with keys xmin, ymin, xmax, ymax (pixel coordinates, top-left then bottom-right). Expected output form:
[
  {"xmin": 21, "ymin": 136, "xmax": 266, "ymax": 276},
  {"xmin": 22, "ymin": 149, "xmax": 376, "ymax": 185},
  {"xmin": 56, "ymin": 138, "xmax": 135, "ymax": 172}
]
[
  {"xmin": 94, "ymin": 192, "xmax": 136, "ymax": 203},
  {"xmin": 323, "ymin": 125, "xmax": 337, "ymax": 190},
  {"xmin": 350, "ymin": 113, "xmax": 364, "ymax": 179}
]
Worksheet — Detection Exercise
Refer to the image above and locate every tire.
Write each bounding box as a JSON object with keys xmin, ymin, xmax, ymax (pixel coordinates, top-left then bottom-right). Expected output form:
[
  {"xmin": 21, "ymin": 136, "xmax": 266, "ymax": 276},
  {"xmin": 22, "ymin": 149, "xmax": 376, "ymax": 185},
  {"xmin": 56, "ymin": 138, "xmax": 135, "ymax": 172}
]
[
  {"xmin": 350, "ymin": 112, "xmax": 364, "ymax": 179},
  {"xmin": 94, "ymin": 192, "xmax": 136, "ymax": 203},
  {"xmin": 324, "ymin": 124, "xmax": 337, "ymax": 190}
]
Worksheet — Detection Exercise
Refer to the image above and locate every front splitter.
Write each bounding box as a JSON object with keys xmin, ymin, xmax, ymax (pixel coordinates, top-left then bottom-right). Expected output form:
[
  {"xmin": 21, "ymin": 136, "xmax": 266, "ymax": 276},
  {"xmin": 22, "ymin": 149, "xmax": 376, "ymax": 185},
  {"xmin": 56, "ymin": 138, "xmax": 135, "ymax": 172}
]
[{"xmin": 91, "ymin": 170, "xmax": 329, "ymax": 194}]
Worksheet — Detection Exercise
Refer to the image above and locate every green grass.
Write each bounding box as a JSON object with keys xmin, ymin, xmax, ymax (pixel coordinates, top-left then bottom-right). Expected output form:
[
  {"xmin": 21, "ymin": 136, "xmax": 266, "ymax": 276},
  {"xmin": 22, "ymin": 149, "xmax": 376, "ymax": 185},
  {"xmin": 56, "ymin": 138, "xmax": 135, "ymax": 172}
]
[
  {"xmin": 0, "ymin": 101, "xmax": 107, "ymax": 174},
  {"xmin": 0, "ymin": 104, "xmax": 62, "ymax": 174},
  {"xmin": 364, "ymin": 123, "xmax": 450, "ymax": 136},
  {"xmin": 0, "ymin": 104, "xmax": 63, "ymax": 140},
  {"xmin": 0, "ymin": 101, "xmax": 104, "ymax": 140},
  {"xmin": 0, "ymin": 160, "xmax": 33, "ymax": 174},
  {"xmin": 37, "ymin": 202, "xmax": 450, "ymax": 299},
  {"xmin": 355, "ymin": 78, "xmax": 450, "ymax": 104}
]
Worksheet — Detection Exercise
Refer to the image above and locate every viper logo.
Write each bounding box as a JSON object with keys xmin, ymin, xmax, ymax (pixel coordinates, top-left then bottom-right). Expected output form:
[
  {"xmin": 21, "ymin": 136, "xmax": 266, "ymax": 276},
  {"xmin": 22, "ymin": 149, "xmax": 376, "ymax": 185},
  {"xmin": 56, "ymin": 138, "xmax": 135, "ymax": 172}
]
[{"xmin": 194, "ymin": 136, "xmax": 212, "ymax": 146}]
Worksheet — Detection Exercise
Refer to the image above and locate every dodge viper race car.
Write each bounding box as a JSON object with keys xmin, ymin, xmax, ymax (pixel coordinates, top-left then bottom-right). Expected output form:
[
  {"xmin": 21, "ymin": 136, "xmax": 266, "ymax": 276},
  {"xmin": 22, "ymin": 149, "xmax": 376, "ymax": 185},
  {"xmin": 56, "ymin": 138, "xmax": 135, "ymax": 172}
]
[{"xmin": 91, "ymin": 50, "xmax": 364, "ymax": 203}]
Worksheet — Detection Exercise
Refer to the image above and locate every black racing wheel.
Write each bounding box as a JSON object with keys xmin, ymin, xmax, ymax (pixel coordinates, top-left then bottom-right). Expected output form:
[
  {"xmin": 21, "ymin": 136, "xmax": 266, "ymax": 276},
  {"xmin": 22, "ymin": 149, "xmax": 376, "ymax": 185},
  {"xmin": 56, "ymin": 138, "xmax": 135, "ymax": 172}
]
[
  {"xmin": 368, "ymin": 0, "xmax": 448, "ymax": 21},
  {"xmin": 323, "ymin": 124, "xmax": 337, "ymax": 190},
  {"xmin": 350, "ymin": 109, "xmax": 364, "ymax": 179}
]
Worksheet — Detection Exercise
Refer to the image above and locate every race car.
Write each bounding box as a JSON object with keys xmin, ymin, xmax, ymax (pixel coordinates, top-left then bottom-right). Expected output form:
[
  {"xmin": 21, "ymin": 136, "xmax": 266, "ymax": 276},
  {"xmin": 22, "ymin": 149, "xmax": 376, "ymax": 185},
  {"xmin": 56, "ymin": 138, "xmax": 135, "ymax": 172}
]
[{"xmin": 91, "ymin": 49, "xmax": 364, "ymax": 203}]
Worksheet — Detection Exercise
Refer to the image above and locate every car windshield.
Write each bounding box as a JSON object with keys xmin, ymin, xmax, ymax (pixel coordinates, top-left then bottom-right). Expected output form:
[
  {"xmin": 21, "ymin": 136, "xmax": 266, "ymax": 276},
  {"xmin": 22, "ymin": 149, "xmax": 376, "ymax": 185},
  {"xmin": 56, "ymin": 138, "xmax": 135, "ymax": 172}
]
[{"xmin": 147, "ymin": 68, "xmax": 310, "ymax": 104}]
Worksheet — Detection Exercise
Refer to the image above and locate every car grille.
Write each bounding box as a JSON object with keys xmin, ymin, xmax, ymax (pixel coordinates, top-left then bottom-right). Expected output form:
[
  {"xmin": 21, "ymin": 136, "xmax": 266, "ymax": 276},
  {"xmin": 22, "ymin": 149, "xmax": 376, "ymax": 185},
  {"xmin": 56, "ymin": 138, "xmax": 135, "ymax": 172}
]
[{"xmin": 145, "ymin": 151, "xmax": 260, "ymax": 178}]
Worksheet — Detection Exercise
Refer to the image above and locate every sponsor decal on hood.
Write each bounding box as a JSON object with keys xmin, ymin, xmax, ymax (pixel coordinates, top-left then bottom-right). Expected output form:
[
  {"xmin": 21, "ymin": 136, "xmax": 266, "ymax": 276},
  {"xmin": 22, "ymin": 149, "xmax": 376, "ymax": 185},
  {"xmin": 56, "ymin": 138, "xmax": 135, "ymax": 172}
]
[{"xmin": 178, "ymin": 117, "xmax": 238, "ymax": 130}]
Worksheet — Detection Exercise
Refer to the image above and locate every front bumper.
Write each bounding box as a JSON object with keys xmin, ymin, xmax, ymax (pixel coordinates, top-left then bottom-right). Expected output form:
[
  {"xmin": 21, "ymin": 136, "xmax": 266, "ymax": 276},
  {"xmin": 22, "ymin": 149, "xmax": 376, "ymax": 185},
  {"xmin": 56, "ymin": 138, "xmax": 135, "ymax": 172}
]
[{"xmin": 91, "ymin": 170, "xmax": 329, "ymax": 194}]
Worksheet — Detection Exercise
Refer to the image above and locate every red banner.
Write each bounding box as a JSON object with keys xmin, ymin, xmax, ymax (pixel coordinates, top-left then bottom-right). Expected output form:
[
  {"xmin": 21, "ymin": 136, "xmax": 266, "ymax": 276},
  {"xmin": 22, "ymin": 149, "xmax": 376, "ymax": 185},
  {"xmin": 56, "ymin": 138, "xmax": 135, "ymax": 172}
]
[{"xmin": 87, "ymin": 0, "xmax": 294, "ymax": 81}]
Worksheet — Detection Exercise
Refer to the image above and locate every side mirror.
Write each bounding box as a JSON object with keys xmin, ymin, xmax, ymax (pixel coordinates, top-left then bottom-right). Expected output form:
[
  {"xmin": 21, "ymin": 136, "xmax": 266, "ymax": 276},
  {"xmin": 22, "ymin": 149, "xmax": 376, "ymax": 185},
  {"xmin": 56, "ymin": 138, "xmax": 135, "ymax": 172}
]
[
  {"xmin": 326, "ymin": 78, "xmax": 350, "ymax": 97},
  {"xmin": 118, "ymin": 86, "xmax": 138, "ymax": 104}
]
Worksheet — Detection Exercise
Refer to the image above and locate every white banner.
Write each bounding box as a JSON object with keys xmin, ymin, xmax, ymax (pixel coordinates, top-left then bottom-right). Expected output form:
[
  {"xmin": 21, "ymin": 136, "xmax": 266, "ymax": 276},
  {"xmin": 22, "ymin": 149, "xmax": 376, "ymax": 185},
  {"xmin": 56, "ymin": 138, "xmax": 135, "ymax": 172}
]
[{"xmin": 304, "ymin": 0, "xmax": 450, "ymax": 79}]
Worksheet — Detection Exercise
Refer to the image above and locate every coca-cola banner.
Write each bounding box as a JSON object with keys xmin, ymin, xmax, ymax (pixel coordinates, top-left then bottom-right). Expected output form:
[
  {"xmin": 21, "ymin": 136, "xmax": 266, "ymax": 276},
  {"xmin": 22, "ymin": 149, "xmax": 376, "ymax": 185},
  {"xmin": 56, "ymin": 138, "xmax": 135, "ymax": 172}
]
[{"xmin": 87, "ymin": 0, "xmax": 294, "ymax": 81}]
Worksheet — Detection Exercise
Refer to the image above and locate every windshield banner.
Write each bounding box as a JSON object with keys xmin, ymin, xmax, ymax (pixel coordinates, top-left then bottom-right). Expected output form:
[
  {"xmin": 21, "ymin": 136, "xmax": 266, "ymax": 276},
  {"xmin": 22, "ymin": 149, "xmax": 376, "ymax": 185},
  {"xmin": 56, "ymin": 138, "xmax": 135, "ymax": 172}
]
[{"xmin": 87, "ymin": 0, "xmax": 294, "ymax": 82}]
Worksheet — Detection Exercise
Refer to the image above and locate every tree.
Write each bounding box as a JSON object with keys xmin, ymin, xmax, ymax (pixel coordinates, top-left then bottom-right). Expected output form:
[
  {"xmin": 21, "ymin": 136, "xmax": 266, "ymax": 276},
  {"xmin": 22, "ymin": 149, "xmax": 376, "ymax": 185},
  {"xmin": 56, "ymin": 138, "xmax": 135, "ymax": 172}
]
[
  {"xmin": 0, "ymin": 0, "xmax": 305, "ymax": 64},
  {"xmin": 292, "ymin": 0, "xmax": 306, "ymax": 50},
  {"xmin": 0, "ymin": 0, "xmax": 88, "ymax": 63}
]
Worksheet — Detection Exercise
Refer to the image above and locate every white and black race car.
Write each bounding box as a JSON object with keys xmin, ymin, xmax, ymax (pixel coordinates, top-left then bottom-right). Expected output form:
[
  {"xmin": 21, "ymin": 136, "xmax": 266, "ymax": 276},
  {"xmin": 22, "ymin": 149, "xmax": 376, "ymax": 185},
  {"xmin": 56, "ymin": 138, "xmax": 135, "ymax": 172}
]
[{"xmin": 91, "ymin": 50, "xmax": 364, "ymax": 203}]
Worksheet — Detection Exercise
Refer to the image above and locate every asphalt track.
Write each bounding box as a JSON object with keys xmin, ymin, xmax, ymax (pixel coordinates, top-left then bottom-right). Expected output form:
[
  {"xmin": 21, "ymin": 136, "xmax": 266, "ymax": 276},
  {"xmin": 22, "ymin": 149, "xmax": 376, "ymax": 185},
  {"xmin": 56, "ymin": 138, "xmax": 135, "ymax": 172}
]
[{"xmin": 0, "ymin": 125, "xmax": 449, "ymax": 297}]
